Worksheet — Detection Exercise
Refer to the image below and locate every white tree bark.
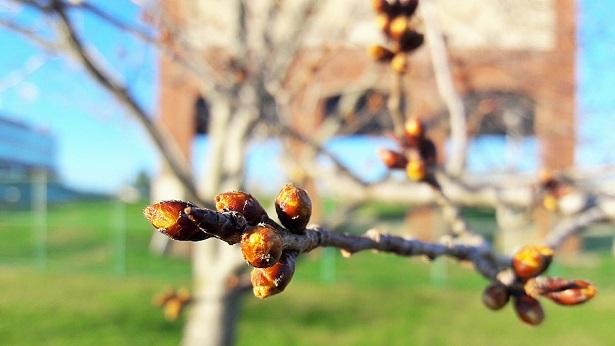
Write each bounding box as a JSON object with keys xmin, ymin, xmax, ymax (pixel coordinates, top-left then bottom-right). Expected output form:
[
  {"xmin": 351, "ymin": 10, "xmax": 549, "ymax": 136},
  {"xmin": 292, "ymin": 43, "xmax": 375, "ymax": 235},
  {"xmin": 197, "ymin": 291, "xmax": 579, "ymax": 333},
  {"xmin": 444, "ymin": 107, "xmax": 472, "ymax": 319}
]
[{"xmin": 420, "ymin": 0, "xmax": 468, "ymax": 176}]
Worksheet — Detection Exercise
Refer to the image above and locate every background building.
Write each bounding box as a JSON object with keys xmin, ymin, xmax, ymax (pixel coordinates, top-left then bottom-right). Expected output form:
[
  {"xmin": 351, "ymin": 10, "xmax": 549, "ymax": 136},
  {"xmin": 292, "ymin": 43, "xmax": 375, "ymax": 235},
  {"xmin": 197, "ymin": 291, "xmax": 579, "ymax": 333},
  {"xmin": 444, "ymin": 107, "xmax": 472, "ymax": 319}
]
[
  {"xmin": 154, "ymin": 0, "xmax": 576, "ymax": 252},
  {"xmin": 0, "ymin": 116, "xmax": 80, "ymax": 207}
]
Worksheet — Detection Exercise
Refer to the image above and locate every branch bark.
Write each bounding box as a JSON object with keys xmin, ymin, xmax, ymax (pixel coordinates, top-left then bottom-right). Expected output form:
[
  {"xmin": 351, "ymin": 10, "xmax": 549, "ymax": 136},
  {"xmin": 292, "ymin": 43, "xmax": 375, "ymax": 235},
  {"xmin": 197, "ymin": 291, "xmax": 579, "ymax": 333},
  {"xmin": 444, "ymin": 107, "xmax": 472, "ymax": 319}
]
[
  {"xmin": 420, "ymin": 0, "xmax": 468, "ymax": 176},
  {"xmin": 44, "ymin": 0, "xmax": 203, "ymax": 204}
]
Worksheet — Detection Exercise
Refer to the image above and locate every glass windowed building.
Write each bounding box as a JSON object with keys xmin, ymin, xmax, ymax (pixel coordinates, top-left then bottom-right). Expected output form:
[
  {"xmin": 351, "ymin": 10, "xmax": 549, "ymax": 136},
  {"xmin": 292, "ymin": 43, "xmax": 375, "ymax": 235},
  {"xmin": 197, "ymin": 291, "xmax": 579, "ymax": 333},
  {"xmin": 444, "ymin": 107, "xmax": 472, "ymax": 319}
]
[{"xmin": 0, "ymin": 117, "xmax": 56, "ymax": 179}]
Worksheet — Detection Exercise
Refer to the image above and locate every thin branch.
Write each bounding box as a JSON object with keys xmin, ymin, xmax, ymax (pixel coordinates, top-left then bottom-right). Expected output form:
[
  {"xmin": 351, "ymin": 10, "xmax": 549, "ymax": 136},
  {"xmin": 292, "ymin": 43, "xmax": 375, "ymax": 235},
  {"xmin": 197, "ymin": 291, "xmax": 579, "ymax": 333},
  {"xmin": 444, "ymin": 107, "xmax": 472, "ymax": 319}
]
[
  {"xmin": 73, "ymin": 1, "xmax": 155, "ymax": 42},
  {"xmin": 0, "ymin": 17, "xmax": 58, "ymax": 50},
  {"xmin": 420, "ymin": 0, "xmax": 468, "ymax": 176},
  {"xmin": 281, "ymin": 225, "xmax": 501, "ymax": 280},
  {"xmin": 272, "ymin": 122, "xmax": 371, "ymax": 187},
  {"xmin": 149, "ymin": 202, "xmax": 503, "ymax": 281},
  {"xmin": 388, "ymin": 73, "xmax": 406, "ymax": 137},
  {"xmin": 544, "ymin": 206, "xmax": 609, "ymax": 249},
  {"xmin": 47, "ymin": 0, "xmax": 204, "ymax": 204}
]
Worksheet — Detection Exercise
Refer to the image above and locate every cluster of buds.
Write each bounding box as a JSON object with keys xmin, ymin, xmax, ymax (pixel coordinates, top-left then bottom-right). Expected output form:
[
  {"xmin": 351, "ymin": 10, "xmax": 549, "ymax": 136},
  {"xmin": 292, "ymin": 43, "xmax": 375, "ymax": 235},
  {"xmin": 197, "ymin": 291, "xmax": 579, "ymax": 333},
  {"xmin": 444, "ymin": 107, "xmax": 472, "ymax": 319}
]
[
  {"xmin": 378, "ymin": 117, "xmax": 437, "ymax": 183},
  {"xmin": 144, "ymin": 184, "xmax": 313, "ymax": 299},
  {"xmin": 481, "ymin": 244, "xmax": 596, "ymax": 326},
  {"xmin": 152, "ymin": 288, "xmax": 192, "ymax": 322},
  {"xmin": 368, "ymin": 0, "xmax": 423, "ymax": 74},
  {"xmin": 538, "ymin": 169, "xmax": 563, "ymax": 212},
  {"xmin": 537, "ymin": 169, "xmax": 588, "ymax": 215}
]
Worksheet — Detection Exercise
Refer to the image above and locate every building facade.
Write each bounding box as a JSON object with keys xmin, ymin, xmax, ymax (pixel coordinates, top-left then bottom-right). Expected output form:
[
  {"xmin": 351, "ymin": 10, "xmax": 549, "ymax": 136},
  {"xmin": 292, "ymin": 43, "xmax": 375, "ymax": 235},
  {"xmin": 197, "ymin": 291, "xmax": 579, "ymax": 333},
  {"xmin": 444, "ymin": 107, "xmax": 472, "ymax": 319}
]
[{"xmin": 155, "ymin": 0, "xmax": 577, "ymax": 251}]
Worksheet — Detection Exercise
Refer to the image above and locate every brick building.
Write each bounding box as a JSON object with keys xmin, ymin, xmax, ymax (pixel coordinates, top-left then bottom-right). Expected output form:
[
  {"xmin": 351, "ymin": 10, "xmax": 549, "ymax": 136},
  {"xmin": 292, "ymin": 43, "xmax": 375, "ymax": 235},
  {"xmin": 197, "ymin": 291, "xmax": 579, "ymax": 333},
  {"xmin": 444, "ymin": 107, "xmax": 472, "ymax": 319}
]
[{"xmin": 154, "ymin": 0, "xmax": 576, "ymax": 251}]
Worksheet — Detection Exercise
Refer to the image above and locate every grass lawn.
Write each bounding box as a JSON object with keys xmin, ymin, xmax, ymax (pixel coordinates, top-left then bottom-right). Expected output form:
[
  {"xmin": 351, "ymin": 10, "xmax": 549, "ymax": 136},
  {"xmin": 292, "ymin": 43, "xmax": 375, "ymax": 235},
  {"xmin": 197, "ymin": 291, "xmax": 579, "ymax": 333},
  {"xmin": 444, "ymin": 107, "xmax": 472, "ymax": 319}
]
[
  {"xmin": 239, "ymin": 252, "xmax": 615, "ymax": 346},
  {"xmin": 1, "ymin": 200, "xmax": 614, "ymax": 345}
]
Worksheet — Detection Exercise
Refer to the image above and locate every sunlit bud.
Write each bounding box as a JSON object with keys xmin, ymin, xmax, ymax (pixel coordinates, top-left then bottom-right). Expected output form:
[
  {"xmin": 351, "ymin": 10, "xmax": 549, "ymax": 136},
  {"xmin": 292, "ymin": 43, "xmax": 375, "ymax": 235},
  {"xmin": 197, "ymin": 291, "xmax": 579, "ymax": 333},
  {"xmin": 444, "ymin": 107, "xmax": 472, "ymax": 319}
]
[
  {"xmin": 526, "ymin": 277, "xmax": 597, "ymax": 306},
  {"xmin": 241, "ymin": 224, "xmax": 284, "ymax": 268},
  {"xmin": 367, "ymin": 44, "xmax": 395, "ymax": 62},
  {"xmin": 163, "ymin": 298, "xmax": 184, "ymax": 322},
  {"xmin": 539, "ymin": 169, "xmax": 558, "ymax": 190},
  {"xmin": 176, "ymin": 288, "xmax": 192, "ymax": 304},
  {"xmin": 152, "ymin": 288, "xmax": 175, "ymax": 307},
  {"xmin": 399, "ymin": 29, "xmax": 424, "ymax": 52},
  {"xmin": 251, "ymin": 251, "xmax": 297, "ymax": 299},
  {"xmin": 389, "ymin": 16, "xmax": 408, "ymax": 40},
  {"xmin": 378, "ymin": 148, "xmax": 408, "ymax": 169},
  {"xmin": 512, "ymin": 244, "xmax": 553, "ymax": 280},
  {"xmin": 404, "ymin": 117, "xmax": 424, "ymax": 146},
  {"xmin": 215, "ymin": 191, "xmax": 267, "ymax": 225},
  {"xmin": 482, "ymin": 282, "xmax": 510, "ymax": 310},
  {"xmin": 546, "ymin": 282, "xmax": 596, "ymax": 306},
  {"xmin": 371, "ymin": 0, "xmax": 390, "ymax": 14},
  {"xmin": 144, "ymin": 200, "xmax": 210, "ymax": 241},
  {"xmin": 391, "ymin": 53, "xmax": 409, "ymax": 74},
  {"xmin": 275, "ymin": 184, "xmax": 312, "ymax": 233},
  {"xmin": 376, "ymin": 13, "xmax": 391, "ymax": 35},
  {"xmin": 542, "ymin": 193, "xmax": 559, "ymax": 212},
  {"xmin": 406, "ymin": 158, "xmax": 426, "ymax": 181},
  {"xmin": 514, "ymin": 294, "xmax": 544, "ymax": 326}
]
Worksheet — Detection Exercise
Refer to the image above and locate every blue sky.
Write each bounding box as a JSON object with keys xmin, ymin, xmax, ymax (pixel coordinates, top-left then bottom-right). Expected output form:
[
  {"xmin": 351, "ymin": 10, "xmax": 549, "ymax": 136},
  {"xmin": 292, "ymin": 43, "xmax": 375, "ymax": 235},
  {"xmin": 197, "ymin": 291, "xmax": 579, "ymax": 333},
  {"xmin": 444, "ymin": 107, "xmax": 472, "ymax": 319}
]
[
  {"xmin": 0, "ymin": 0, "xmax": 157, "ymax": 193},
  {"xmin": 0, "ymin": 0, "xmax": 614, "ymax": 194}
]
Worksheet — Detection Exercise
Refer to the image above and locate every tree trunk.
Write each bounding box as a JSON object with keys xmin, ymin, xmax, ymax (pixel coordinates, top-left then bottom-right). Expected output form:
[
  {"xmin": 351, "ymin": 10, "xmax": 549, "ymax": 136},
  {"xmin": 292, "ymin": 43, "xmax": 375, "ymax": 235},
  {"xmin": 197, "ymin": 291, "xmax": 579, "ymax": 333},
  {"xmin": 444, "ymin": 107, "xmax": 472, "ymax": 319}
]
[
  {"xmin": 182, "ymin": 91, "xmax": 256, "ymax": 345},
  {"xmin": 182, "ymin": 242, "xmax": 245, "ymax": 346}
]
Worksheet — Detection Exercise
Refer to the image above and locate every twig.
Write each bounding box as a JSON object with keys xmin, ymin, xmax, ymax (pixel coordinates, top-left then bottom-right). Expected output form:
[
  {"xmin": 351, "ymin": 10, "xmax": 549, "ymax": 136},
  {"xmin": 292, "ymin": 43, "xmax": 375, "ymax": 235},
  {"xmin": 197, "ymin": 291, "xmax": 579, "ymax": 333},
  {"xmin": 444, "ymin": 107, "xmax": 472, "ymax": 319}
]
[
  {"xmin": 169, "ymin": 203, "xmax": 503, "ymax": 281},
  {"xmin": 544, "ymin": 206, "xmax": 609, "ymax": 250},
  {"xmin": 387, "ymin": 73, "xmax": 406, "ymax": 137},
  {"xmin": 419, "ymin": 0, "xmax": 468, "ymax": 176},
  {"xmin": 45, "ymin": 0, "xmax": 205, "ymax": 205}
]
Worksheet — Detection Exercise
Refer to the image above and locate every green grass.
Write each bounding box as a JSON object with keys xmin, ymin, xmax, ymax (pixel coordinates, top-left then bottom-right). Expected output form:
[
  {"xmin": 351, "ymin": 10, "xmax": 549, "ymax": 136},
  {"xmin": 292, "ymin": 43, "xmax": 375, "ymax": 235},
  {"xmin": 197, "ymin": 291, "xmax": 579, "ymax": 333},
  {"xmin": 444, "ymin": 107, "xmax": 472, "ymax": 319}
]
[
  {"xmin": 1, "ymin": 200, "xmax": 615, "ymax": 345},
  {"xmin": 0, "ymin": 266, "xmax": 188, "ymax": 345},
  {"xmin": 237, "ymin": 252, "xmax": 615, "ymax": 346},
  {"xmin": 0, "ymin": 200, "xmax": 192, "ymax": 277}
]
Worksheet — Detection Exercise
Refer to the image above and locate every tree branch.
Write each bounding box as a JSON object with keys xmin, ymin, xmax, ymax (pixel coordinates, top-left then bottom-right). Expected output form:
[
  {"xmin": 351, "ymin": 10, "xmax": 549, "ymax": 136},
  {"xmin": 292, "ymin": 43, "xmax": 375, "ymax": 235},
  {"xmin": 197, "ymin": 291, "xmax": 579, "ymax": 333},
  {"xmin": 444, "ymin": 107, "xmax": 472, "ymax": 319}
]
[
  {"xmin": 419, "ymin": 0, "xmax": 468, "ymax": 176},
  {"xmin": 544, "ymin": 206, "xmax": 609, "ymax": 250},
  {"xmin": 43, "ymin": 0, "xmax": 204, "ymax": 204}
]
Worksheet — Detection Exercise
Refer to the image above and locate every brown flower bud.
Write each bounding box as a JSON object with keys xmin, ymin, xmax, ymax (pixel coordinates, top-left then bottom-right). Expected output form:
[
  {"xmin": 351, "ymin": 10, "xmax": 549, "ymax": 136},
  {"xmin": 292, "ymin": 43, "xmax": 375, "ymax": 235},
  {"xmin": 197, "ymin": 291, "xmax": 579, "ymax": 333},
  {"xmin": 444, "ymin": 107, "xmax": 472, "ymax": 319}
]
[
  {"xmin": 513, "ymin": 294, "xmax": 545, "ymax": 326},
  {"xmin": 275, "ymin": 184, "xmax": 312, "ymax": 233},
  {"xmin": 241, "ymin": 224, "xmax": 283, "ymax": 268},
  {"xmin": 542, "ymin": 193, "xmax": 559, "ymax": 212},
  {"xmin": 386, "ymin": 0, "xmax": 402, "ymax": 18},
  {"xmin": 389, "ymin": 16, "xmax": 408, "ymax": 40},
  {"xmin": 367, "ymin": 44, "xmax": 395, "ymax": 62},
  {"xmin": 525, "ymin": 277, "xmax": 597, "ymax": 306},
  {"xmin": 482, "ymin": 283, "xmax": 510, "ymax": 310},
  {"xmin": 538, "ymin": 169, "xmax": 560, "ymax": 192},
  {"xmin": 404, "ymin": 117, "xmax": 424, "ymax": 146},
  {"xmin": 406, "ymin": 158, "xmax": 426, "ymax": 181},
  {"xmin": 400, "ymin": 0, "xmax": 419, "ymax": 17},
  {"xmin": 512, "ymin": 245, "xmax": 553, "ymax": 280},
  {"xmin": 163, "ymin": 297, "xmax": 185, "ymax": 322},
  {"xmin": 419, "ymin": 138, "xmax": 437, "ymax": 165},
  {"xmin": 176, "ymin": 288, "xmax": 192, "ymax": 304},
  {"xmin": 251, "ymin": 251, "xmax": 297, "ymax": 299},
  {"xmin": 378, "ymin": 148, "xmax": 408, "ymax": 169},
  {"xmin": 144, "ymin": 200, "xmax": 210, "ymax": 241},
  {"xmin": 545, "ymin": 281, "xmax": 596, "ymax": 306},
  {"xmin": 375, "ymin": 13, "xmax": 391, "ymax": 35},
  {"xmin": 371, "ymin": 0, "xmax": 390, "ymax": 14},
  {"xmin": 391, "ymin": 53, "xmax": 409, "ymax": 74},
  {"xmin": 214, "ymin": 191, "xmax": 267, "ymax": 225},
  {"xmin": 398, "ymin": 29, "xmax": 424, "ymax": 52},
  {"xmin": 152, "ymin": 288, "xmax": 176, "ymax": 307}
]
